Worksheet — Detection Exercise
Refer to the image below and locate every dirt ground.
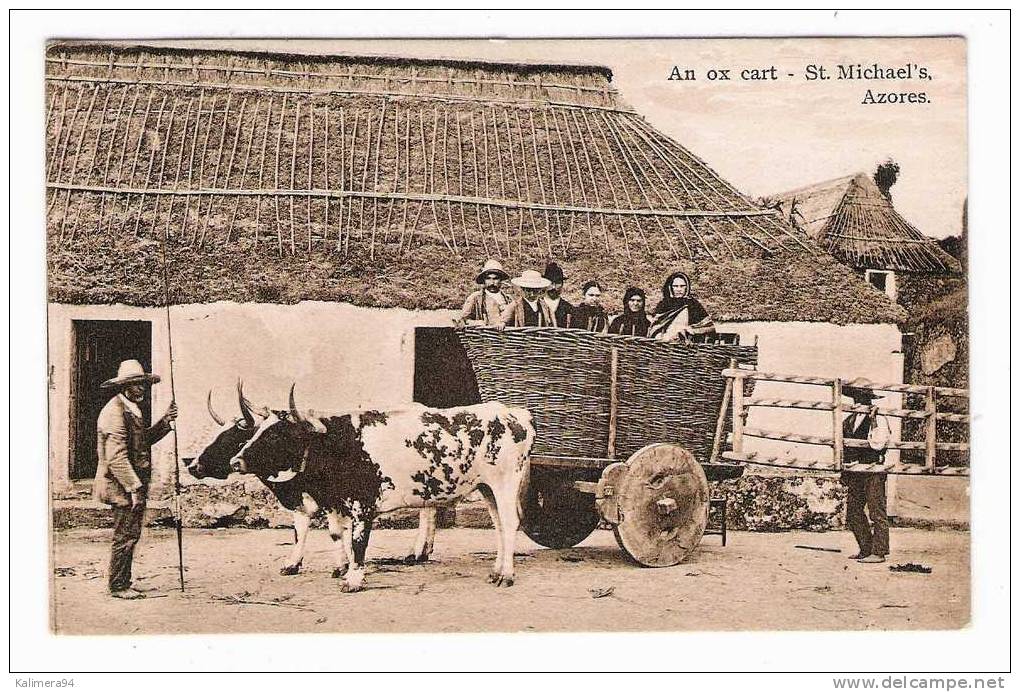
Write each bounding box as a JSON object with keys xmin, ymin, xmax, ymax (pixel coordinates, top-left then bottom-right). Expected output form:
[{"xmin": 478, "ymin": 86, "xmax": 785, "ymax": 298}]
[{"xmin": 50, "ymin": 526, "xmax": 969, "ymax": 634}]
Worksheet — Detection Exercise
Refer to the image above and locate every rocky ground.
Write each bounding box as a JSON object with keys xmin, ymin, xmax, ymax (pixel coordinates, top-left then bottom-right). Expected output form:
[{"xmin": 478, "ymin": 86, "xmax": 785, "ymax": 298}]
[{"xmin": 50, "ymin": 526, "xmax": 969, "ymax": 634}]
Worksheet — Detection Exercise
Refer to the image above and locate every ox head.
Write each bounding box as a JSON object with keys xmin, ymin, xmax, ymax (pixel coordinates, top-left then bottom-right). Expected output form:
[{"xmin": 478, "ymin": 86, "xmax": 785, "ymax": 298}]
[
  {"xmin": 186, "ymin": 382, "xmax": 270, "ymax": 480},
  {"xmin": 229, "ymin": 384, "xmax": 327, "ymax": 482}
]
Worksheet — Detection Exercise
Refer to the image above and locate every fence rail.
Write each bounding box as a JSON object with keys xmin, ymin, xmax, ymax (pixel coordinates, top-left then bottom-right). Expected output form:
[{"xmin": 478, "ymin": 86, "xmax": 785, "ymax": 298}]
[
  {"xmin": 723, "ymin": 368, "xmax": 969, "ymax": 476},
  {"xmin": 721, "ymin": 368, "xmax": 969, "ymax": 398}
]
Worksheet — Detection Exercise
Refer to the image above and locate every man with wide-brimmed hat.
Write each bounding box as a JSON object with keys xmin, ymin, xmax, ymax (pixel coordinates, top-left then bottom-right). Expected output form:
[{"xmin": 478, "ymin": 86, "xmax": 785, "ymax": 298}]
[
  {"xmin": 840, "ymin": 378, "xmax": 891, "ymax": 564},
  {"xmin": 94, "ymin": 359, "xmax": 178, "ymax": 598},
  {"xmin": 541, "ymin": 262, "xmax": 574, "ymax": 328},
  {"xmin": 499, "ymin": 269, "xmax": 555, "ymax": 327},
  {"xmin": 456, "ymin": 259, "xmax": 512, "ymax": 327}
]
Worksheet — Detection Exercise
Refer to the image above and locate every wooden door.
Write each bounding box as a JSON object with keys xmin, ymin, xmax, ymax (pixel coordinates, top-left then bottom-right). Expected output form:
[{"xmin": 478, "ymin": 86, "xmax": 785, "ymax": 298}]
[{"xmin": 69, "ymin": 320, "xmax": 152, "ymax": 480}]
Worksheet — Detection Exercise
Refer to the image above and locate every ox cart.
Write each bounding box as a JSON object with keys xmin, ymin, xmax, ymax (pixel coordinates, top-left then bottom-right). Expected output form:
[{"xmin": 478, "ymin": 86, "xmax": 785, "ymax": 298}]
[
  {"xmin": 455, "ymin": 327, "xmax": 970, "ymax": 568},
  {"xmin": 455, "ymin": 326, "xmax": 757, "ymax": 567}
]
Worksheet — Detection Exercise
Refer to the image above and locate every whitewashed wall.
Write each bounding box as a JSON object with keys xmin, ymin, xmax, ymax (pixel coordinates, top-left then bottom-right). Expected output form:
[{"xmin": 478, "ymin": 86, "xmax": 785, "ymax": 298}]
[
  {"xmin": 48, "ymin": 301, "xmax": 456, "ymax": 491},
  {"xmin": 717, "ymin": 320, "xmax": 905, "ymax": 463}
]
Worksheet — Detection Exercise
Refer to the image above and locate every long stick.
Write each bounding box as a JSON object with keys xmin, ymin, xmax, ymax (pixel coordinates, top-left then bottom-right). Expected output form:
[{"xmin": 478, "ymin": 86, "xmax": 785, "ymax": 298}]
[
  {"xmin": 709, "ymin": 358, "xmax": 737, "ymax": 466},
  {"xmin": 158, "ymin": 229, "xmax": 185, "ymax": 592}
]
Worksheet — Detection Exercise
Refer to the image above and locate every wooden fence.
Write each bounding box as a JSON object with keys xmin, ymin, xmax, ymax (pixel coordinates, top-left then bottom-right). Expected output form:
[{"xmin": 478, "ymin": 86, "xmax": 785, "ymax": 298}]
[{"xmin": 717, "ymin": 368, "xmax": 969, "ymax": 476}]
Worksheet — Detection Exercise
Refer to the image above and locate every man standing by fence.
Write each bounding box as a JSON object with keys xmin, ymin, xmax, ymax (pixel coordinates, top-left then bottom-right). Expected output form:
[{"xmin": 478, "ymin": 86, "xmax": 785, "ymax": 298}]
[{"xmin": 841, "ymin": 380, "xmax": 891, "ymax": 564}]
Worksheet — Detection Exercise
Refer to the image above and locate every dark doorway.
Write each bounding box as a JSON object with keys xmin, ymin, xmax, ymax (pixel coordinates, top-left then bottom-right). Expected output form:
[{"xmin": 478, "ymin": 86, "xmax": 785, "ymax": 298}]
[
  {"xmin": 413, "ymin": 327, "xmax": 481, "ymax": 408},
  {"xmin": 69, "ymin": 320, "xmax": 152, "ymax": 481}
]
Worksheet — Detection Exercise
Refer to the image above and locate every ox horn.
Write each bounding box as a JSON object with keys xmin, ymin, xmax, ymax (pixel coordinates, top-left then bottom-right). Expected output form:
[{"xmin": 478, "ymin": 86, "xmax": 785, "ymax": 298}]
[
  {"xmin": 207, "ymin": 390, "xmax": 225, "ymax": 426},
  {"xmin": 237, "ymin": 380, "xmax": 270, "ymax": 423},
  {"xmin": 237, "ymin": 380, "xmax": 255, "ymax": 427},
  {"xmin": 289, "ymin": 384, "xmax": 326, "ymax": 434}
]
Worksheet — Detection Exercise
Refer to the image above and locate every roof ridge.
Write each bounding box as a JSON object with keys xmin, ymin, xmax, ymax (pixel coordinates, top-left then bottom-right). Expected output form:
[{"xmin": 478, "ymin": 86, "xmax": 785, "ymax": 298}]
[
  {"xmin": 773, "ymin": 173, "xmax": 859, "ymax": 200},
  {"xmin": 46, "ymin": 41, "xmax": 617, "ymax": 80}
]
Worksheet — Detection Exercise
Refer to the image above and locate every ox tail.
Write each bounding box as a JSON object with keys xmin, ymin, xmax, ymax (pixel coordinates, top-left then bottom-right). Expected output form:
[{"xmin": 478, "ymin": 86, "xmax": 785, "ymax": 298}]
[
  {"xmin": 510, "ymin": 406, "xmax": 536, "ymax": 521},
  {"xmin": 517, "ymin": 452, "xmax": 532, "ymax": 522}
]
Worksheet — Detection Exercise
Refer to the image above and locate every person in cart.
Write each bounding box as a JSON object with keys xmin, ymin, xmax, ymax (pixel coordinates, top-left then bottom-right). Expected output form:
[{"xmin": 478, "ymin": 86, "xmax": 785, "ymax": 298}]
[
  {"xmin": 541, "ymin": 262, "xmax": 574, "ymax": 328},
  {"xmin": 499, "ymin": 269, "xmax": 555, "ymax": 327},
  {"xmin": 456, "ymin": 259, "xmax": 513, "ymax": 326},
  {"xmin": 608, "ymin": 286, "xmax": 651, "ymax": 336},
  {"xmin": 841, "ymin": 380, "xmax": 891, "ymax": 564},
  {"xmin": 570, "ymin": 280, "xmax": 609, "ymax": 333},
  {"xmin": 648, "ymin": 271, "xmax": 716, "ymax": 341}
]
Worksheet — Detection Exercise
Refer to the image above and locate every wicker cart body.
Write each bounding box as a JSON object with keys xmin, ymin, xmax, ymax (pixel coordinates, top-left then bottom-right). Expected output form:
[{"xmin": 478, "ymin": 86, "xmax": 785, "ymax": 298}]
[{"xmin": 456, "ymin": 327, "xmax": 757, "ymax": 566}]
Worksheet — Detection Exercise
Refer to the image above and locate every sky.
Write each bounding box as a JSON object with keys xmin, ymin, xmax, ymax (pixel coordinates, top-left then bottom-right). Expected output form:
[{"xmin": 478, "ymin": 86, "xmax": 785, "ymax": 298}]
[{"xmin": 140, "ymin": 37, "xmax": 968, "ymax": 239}]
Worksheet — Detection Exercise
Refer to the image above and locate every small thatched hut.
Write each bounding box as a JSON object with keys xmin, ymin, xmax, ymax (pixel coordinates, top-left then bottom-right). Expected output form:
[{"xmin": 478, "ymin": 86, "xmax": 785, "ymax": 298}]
[
  {"xmin": 774, "ymin": 171, "xmax": 962, "ymax": 302},
  {"xmin": 47, "ymin": 44, "xmax": 908, "ymax": 528}
]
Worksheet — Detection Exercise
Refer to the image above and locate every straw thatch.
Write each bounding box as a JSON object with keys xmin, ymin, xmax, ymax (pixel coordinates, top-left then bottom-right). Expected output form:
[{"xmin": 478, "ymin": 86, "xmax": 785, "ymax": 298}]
[
  {"xmin": 46, "ymin": 43, "xmax": 905, "ymax": 324},
  {"xmin": 774, "ymin": 173, "xmax": 961, "ymax": 274}
]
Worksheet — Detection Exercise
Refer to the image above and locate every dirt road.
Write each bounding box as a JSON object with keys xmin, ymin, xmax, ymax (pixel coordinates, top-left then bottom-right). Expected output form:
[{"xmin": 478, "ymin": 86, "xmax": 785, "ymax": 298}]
[{"xmin": 51, "ymin": 526, "xmax": 969, "ymax": 633}]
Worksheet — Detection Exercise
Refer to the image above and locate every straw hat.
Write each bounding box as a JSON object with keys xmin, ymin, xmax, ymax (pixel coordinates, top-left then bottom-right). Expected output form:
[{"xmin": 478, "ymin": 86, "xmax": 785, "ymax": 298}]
[
  {"xmin": 475, "ymin": 259, "xmax": 510, "ymax": 284},
  {"xmin": 511, "ymin": 270, "xmax": 552, "ymax": 290},
  {"xmin": 101, "ymin": 359, "xmax": 161, "ymax": 390}
]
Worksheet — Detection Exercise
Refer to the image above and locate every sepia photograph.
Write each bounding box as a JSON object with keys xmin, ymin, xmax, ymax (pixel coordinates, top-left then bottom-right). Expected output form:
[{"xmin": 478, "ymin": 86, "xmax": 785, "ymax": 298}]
[
  {"xmin": 43, "ymin": 35, "xmax": 972, "ymax": 635},
  {"xmin": 10, "ymin": 9, "xmax": 1011, "ymax": 679}
]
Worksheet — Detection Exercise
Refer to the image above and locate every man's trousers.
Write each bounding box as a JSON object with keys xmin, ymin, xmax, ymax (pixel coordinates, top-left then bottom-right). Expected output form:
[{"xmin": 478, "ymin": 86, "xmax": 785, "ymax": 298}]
[
  {"xmin": 109, "ymin": 503, "xmax": 145, "ymax": 592},
  {"xmin": 843, "ymin": 472, "xmax": 889, "ymax": 557}
]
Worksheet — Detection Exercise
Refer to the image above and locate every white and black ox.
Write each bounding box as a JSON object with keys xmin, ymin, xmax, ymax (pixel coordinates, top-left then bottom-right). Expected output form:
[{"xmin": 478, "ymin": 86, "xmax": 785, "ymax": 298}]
[
  {"xmin": 203, "ymin": 385, "xmax": 534, "ymax": 592},
  {"xmin": 187, "ymin": 385, "xmax": 442, "ymax": 578}
]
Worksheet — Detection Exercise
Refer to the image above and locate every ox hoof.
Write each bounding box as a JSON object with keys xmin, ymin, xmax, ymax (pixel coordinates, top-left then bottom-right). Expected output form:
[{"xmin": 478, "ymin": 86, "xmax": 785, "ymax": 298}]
[
  {"xmin": 280, "ymin": 564, "xmax": 301, "ymax": 576},
  {"xmin": 494, "ymin": 575, "xmax": 515, "ymax": 588},
  {"xmin": 332, "ymin": 566, "xmax": 349, "ymax": 579},
  {"xmin": 487, "ymin": 572, "xmax": 500, "ymax": 584},
  {"xmin": 403, "ymin": 554, "xmax": 418, "ymax": 566},
  {"xmin": 339, "ymin": 583, "xmax": 363, "ymax": 594}
]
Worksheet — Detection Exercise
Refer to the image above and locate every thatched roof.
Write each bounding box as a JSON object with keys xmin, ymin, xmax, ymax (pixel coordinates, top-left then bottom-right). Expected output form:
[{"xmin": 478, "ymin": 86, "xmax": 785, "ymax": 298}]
[
  {"xmin": 774, "ymin": 173, "xmax": 961, "ymax": 274},
  {"xmin": 45, "ymin": 43, "xmax": 904, "ymax": 324}
]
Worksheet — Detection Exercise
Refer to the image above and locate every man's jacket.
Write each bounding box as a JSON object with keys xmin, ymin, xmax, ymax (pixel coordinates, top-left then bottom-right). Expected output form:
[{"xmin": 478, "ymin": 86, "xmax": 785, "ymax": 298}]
[
  {"xmin": 500, "ymin": 297, "xmax": 555, "ymax": 327},
  {"xmin": 93, "ymin": 395, "xmax": 172, "ymax": 507},
  {"xmin": 544, "ymin": 297, "xmax": 574, "ymax": 328},
  {"xmin": 459, "ymin": 289, "xmax": 511, "ymax": 326},
  {"xmin": 841, "ymin": 410, "xmax": 883, "ymax": 477}
]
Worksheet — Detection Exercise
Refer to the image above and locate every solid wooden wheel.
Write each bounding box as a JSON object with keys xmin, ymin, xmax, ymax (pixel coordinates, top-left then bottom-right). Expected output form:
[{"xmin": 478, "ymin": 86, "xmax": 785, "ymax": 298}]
[
  {"xmin": 613, "ymin": 444, "xmax": 709, "ymax": 567},
  {"xmin": 521, "ymin": 466, "xmax": 601, "ymax": 549}
]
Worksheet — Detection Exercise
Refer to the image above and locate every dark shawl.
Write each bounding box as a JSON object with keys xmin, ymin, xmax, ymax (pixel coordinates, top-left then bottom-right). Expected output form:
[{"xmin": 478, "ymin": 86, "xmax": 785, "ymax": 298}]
[
  {"xmin": 547, "ymin": 297, "xmax": 575, "ymax": 329},
  {"xmin": 648, "ymin": 271, "xmax": 712, "ymax": 339},
  {"xmin": 608, "ymin": 287, "xmax": 651, "ymax": 337},
  {"xmin": 570, "ymin": 303, "xmax": 609, "ymax": 333}
]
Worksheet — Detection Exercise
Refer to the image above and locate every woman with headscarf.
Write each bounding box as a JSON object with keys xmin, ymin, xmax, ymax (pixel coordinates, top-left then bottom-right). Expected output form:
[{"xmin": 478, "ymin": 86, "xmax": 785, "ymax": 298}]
[
  {"xmin": 608, "ymin": 286, "xmax": 651, "ymax": 337},
  {"xmin": 570, "ymin": 280, "xmax": 609, "ymax": 333},
  {"xmin": 648, "ymin": 271, "xmax": 715, "ymax": 342}
]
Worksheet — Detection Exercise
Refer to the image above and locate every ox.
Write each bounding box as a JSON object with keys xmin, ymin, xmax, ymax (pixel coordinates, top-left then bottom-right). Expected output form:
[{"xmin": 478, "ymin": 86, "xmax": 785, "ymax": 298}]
[
  {"xmin": 229, "ymin": 386, "xmax": 534, "ymax": 592},
  {"xmin": 186, "ymin": 385, "xmax": 439, "ymax": 578}
]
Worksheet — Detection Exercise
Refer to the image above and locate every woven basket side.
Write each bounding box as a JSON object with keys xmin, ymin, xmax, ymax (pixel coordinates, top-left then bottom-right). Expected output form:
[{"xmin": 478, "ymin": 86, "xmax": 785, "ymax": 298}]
[{"xmin": 457, "ymin": 327, "xmax": 757, "ymax": 461}]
